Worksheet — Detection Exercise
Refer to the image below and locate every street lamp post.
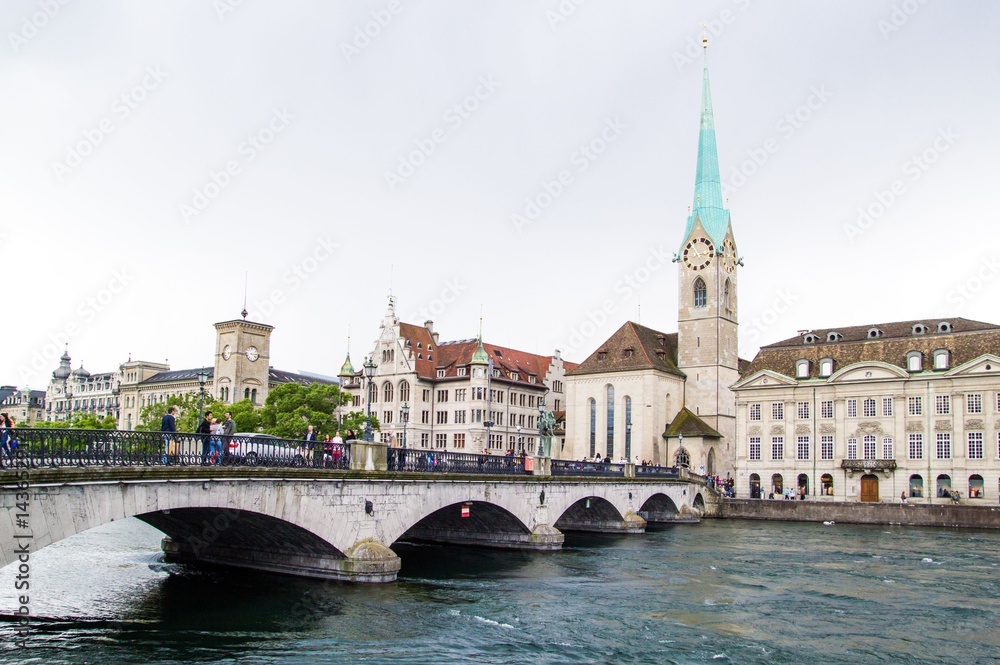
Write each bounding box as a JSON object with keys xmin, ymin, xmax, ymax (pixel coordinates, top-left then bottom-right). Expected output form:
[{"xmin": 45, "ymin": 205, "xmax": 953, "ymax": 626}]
[
  {"xmin": 401, "ymin": 402, "xmax": 410, "ymax": 449},
  {"xmin": 197, "ymin": 370, "xmax": 208, "ymax": 424},
  {"xmin": 537, "ymin": 396, "xmax": 545, "ymax": 457},
  {"xmin": 517, "ymin": 425, "xmax": 522, "ymax": 453},
  {"xmin": 363, "ymin": 356, "xmax": 376, "ymax": 442},
  {"xmin": 626, "ymin": 421, "xmax": 632, "ymax": 461}
]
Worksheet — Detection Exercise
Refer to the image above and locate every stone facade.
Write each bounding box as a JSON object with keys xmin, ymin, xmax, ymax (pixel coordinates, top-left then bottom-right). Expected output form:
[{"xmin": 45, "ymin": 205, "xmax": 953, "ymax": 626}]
[
  {"xmin": 733, "ymin": 319, "xmax": 1000, "ymax": 504},
  {"xmin": 0, "ymin": 386, "xmax": 45, "ymax": 425},
  {"xmin": 342, "ymin": 298, "xmax": 575, "ymax": 453}
]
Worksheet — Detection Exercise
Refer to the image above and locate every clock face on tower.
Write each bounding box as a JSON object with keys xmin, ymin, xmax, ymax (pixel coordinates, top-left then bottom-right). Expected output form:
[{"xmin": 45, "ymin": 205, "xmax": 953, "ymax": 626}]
[
  {"xmin": 245, "ymin": 346, "xmax": 259, "ymax": 362},
  {"xmin": 721, "ymin": 238, "xmax": 737, "ymax": 273},
  {"xmin": 682, "ymin": 237, "xmax": 715, "ymax": 271},
  {"xmin": 222, "ymin": 345, "xmax": 232, "ymax": 360}
]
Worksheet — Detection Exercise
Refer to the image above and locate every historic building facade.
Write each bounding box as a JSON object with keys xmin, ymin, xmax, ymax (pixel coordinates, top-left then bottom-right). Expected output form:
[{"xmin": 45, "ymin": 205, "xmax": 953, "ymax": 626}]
[
  {"xmin": 0, "ymin": 386, "xmax": 46, "ymax": 425},
  {"xmin": 565, "ymin": 46, "xmax": 743, "ymax": 474},
  {"xmin": 45, "ymin": 315, "xmax": 331, "ymax": 431},
  {"xmin": 732, "ymin": 319, "xmax": 1000, "ymax": 503},
  {"xmin": 341, "ymin": 298, "xmax": 576, "ymax": 452}
]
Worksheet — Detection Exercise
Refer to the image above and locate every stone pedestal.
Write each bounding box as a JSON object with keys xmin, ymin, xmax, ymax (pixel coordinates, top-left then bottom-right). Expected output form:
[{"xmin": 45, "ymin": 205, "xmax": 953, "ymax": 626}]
[{"xmin": 350, "ymin": 441, "xmax": 388, "ymax": 472}]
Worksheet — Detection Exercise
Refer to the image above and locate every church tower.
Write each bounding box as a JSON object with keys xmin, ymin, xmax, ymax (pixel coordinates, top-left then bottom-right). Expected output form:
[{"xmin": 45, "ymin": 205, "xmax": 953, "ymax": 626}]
[{"xmin": 676, "ymin": 40, "xmax": 740, "ymax": 468}]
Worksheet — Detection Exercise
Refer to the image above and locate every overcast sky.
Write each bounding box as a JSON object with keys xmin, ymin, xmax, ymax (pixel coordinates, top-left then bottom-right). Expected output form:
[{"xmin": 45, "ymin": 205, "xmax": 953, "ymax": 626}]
[{"xmin": 3, "ymin": 0, "xmax": 999, "ymax": 390}]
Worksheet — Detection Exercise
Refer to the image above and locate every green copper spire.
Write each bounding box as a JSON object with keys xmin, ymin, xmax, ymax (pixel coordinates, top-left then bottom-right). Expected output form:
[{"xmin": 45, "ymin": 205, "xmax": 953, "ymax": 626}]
[
  {"xmin": 680, "ymin": 42, "xmax": 729, "ymax": 253},
  {"xmin": 470, "ymin": 318, "xmax": 489, "ymax": 365},
  {"xmin": 338, "ymin": 331, "xmax": 355, "ymax": 377}
]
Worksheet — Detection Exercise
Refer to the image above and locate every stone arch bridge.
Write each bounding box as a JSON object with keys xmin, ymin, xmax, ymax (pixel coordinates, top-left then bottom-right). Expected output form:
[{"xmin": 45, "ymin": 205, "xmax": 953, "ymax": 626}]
[{"xmin": 2, "ymin": 465, "xmax": 716, "ymax": 582}]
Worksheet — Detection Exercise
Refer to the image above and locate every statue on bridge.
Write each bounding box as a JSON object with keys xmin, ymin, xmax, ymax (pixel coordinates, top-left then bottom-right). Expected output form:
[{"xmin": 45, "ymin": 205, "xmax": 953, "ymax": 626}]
[{"xmin": 538, "ymin": 410, "xmax": 556, "ymax": 457}]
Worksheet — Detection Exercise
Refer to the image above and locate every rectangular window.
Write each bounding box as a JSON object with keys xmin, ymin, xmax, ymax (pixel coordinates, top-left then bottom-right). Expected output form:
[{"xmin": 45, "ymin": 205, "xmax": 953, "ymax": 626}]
[
  {"xmin": 436, "ymin": 370, "xmax": 445, "ymax": 378},
  {"xmin": 435, "ymin": 433, "xmax": 447, "ymax": 449},
  {"xmin": 472, "ymin": 409, "xmax": 483, "ymax": 423},
  {"xmin": 820, "ymin": 435, "xmax": 834, "ymax": 460},
  {"xmin": 797, "ymin": 402, "xmax": 810, "ymax": 419},
  {"xmin": 881, "ymin": 437, "xmax": 893, "ymax": 460},
  {"xmin": 908, "ymin": 433, "xmax": 923, "ymax": 460},
  {"xmin": 797, "ymin": 436, "xmax": 810, "ymax": 460},
  {"xmin": 863, "ymin": 398, "xmax": 876, "ymax": 418},
  {"xmin": 936, "ymin": 433, "xmax": 951, "ymax": 459},
  {"xmin": 847, "ymin": 438, "xmax": 858, "ymax": 460},
  {"xmin": 454, "ymin": 410, "xmax": 466, "ymax": 424},
  {"xmin": 422, "ymin": 389, "xmax": 431, "ymax": 401},
  {"xmin": 420, "ymin": 432, "xmax": 429, "ymax": 448},
  {"xmin": 847, "ymin": 399, "xmax": 857, "ymax": 418},
  {"xmin": 749, "ymin": 404, "xmax": 761, "ymax": 421},
  {"xmin": 382, "ymin": 411, "xmax": 393, "ymax": 424},
  {"xmin": 749, "ymin": 437, "xmax": 761, "ymax": 461},
  {"xmin": 437, "ymin": 389, "xmax": 449, "ymax": 403},
  {"xmin": 968, "ymin": 432, "xmax": 984, "ymax": 459},
  {"xmin": 421, "ymin": 410, "xmax": 430, "ymax": 424},
  {"xmin": 820, "ymin": 401, "xmax": 833, "ymax": 419},
  {"xmin": 882, "ymin": 397, "xmax": 893, "ymax": 417},
  {"xmin": 771, "ymin": 403, "xmax": 784, "ymax": 420},
  {"xmin": 908, "ymin": 396, "xmax": 922, "ymax": 416},
  {"xmin": 771, "ymin": 437, "xmax": 784, "ymax": 460},
  {"xmin": 967, "ymin": 393, "xmax": 983, "ymax": 414},
  {"xmin": 863, "ymin": 435, "xmax": 876, "ymax": 460},
  {"xmin": 455, "ymin": 389, "xmax": 467, "ymax": 402},
  {"xmin": 454, "ymin": 433, "xmax": 466, "ymax": 449},
  {"xmin": 436, "ymin": 411, "xmax": 448, "ymax": 424},
  {"xmin": 935, "ymin": 395, "xmax": 950, "ymax": 415}
]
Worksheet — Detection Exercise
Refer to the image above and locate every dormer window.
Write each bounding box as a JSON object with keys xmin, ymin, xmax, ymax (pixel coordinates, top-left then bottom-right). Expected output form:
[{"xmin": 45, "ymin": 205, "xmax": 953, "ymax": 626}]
[
  {"xmin": 624, "ymin": 348, "xmax": 634, "ymax": 358},
  {"xmin": 827, "ymin": 332, "xmax": 842, "ymax": 343},
  {"xmin": 912, "ymin": 324, "xmax": 928, "ymax": 335},
  {"xmin": 529, "ymin": 376, "xmax": 536, "ymax": 384},
  {"xmin": 437, "ymin": 369, "xmax": 446, "ymax": 378},
  {"xmin": 803, "ymin": 334, "xmax": 819, "ymax": 344},
  {"xmin": 937, "ymin": 322, "xmax": 952, "ymax": 333},
  {"xmin": 656, "ymin": 350, "xmax": 666, "ymax": 360},
  {"xmin": 819, "ymin": 357, "xmax": 834, "ymax": 377},
  {"xmin": 457, "ymin": 367, "xmax": 467, "ymax": 377},
  {"xmin": 656, "ymin": 335, "xmax": 666, "ymax": 346},
  {"xmin": 933, "ymin": 349, "xmax": 950, "ymax": 370},
  {"xmin": 867, "ymin": 328, "xmax": 883, "ymax": 339},
  {"xmin": 417, "ymin": 342, "xmax": 423, "ymax": 348},
  {"xmin": 428, "ymin": 345, "xmax": 433, "ymax": 351},
  {"xmin": 597, "ymin": 351, "xmax": 607, "ymax": 361},
  {"xmin": 417, "ymin": 353, "xmax": 423, "ymax": 359},
  {"xmin": 906, "ymin": 351, "xmax": 922, "ymax": 372},
  {"xmin": 796, "ymin": 359, "xmax": 811, "ymax": 379}
]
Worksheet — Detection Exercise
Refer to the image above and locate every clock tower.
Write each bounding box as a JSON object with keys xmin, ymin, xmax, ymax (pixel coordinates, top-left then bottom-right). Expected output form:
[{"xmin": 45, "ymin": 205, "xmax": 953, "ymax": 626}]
[
  {"xmin": 675, "ymin": 41, "xmax": 740, "ymax": 469},
  {"xmin": 214, "ymin": 313, "xmax": 274, "ymax": 406}
]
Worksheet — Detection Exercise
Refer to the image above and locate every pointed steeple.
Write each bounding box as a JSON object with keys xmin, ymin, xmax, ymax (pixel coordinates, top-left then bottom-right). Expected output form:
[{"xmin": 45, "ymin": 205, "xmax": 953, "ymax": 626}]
[
  {"xmin": 680, "ymin": 38, "xmax": 729, "ymax": 252},
  {"xmin": 470, "ymin": 318, "xmax": 489, "ymax": 366},
  {"xmin": 338, "ymin": 332, "xmax": 355, "ymax": 378}
]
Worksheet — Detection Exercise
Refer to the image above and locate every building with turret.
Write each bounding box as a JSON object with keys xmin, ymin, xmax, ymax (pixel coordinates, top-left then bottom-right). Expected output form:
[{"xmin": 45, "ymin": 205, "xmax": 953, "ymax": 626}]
[
  {"xmin": 564, "ymin": 43, "xmax": 746, "ymax": 474},
  {"xmin": 341, "ymin": 298, "xmax": 577, "ymax": 452}
]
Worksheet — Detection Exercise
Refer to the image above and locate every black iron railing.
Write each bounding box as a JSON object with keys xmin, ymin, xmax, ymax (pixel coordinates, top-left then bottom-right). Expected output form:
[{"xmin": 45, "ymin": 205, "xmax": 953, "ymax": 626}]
[
  {"xmin": 550, "ymin": 459, "xmax": 627, "ymax": 477},
  {"xmin": 634, "ymin": 465, "xmax": 680, "ymax": 479},
  {"xmin": 386, "ymin": 448, "xmax": 526, "ymax": 475},
  {"xmin": 0, "ymin": 428, "xmax": 350, "ymax": 470}
]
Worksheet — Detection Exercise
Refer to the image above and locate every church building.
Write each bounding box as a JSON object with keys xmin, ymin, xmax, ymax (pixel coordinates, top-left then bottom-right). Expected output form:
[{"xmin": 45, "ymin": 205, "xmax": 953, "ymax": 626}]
[{"xmin": 564, "ymin": 43, "xmax": 746, "ymax": 475}]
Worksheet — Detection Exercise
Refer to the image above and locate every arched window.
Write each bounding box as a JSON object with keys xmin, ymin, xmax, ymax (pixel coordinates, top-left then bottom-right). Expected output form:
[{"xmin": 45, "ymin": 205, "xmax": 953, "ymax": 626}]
[
  {"xmin": 723, "ymin": 278, "xmax": 731, "ymax": 311},
  {"xmin": 819, "ymin": 358, "xmax": 834, "ymax": 377},
  {"xmin": 624, "ymin": 396, "xmax": 632, "ymax": 458},
  {"xmin": 933, "ymin": 349, "xmax": 950, "ymax": 370},
  {"xmin": 969, "ymin": 474, "xmax": 984, "ymax": 498},
  {"xmin": 749, "ymin": 473, "xmax": 761, "ymax": 498},
  {"xmin": 250, "ymin": 388, "xmax": 257, "ymax": 404},
  {"xmin": 589, "ymin": 398, "xmax": 597, "ymax": 458},
  {"xmin": 936, "ymin": 474, "xmax": 952, "ymax": 498},
  {"xmin": 906, "ymin": 351, "xmax": 923, "ymax": 372},
  {"xmin": 244, "ymin": 388, "xmax": 250, "ymax": 400},
  {"xmin": 398, "ymin": 381, "xmax": 410, "ymax": 403},
  {"xmin": 383, "ymin": 381, "xmax": 394, "ymax": 403},
  {"xmin": 675, "ymin": 447, "xmax": 691, "ymax": 468},
  {"xmin": 821, "ymin": 473, "xmax": 834, "ymax": 496},
  {"xmin": 909, "ymin": 474, "xmax": 924, "ymax": 498},
  {"xmin": 796, "ymin": 359, "xmax": 810, "ymax": 379},
  {"xmin": 771, "ymin": 473, "xmax": 783, "ymax": 495},
  {"xmin": 693, "ymin": 278, "xmax": 707, "ymax": 308},
  {"xmin": 606, "ymin": 385, "xmax": 615, "ymax": 458},
  {"xmin": 368, "ymin": 381, "xmax": 378, "ymax": 404}
]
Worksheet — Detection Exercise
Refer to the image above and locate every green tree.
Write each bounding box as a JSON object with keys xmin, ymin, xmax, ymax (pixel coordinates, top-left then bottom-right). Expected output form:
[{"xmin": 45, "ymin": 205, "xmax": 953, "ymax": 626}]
[
  {"xmin": 259, "ymin": 382, "xmax": 356, "ymax": 439},
  {"xmin": 222, "ymin": 398, "xmax": 262, "ymax": 433},
  {"xmin": 30, "ymin": 414, "xmax": 117, "ymax": 429},
  {"xmin": 339, "ymin": 410, "xmax": 380, "ymax": 439},
  {"xmin": 135, "ymin": 393, "xmax": 230, "ymax": 432}
]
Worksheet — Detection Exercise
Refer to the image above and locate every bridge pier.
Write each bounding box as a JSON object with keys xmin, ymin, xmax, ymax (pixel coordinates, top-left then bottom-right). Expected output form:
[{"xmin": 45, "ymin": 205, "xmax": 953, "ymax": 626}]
[
  {"xmin": 555, "ymin": 510, "xmax": 647, "ymax": 534},
  {"xmin": 161, "ymin": 537, "xmax": 401, "ymax": 583},
  {"xmin": 402, "ymin": 523, "xmax": 563, "ymax": 551}
]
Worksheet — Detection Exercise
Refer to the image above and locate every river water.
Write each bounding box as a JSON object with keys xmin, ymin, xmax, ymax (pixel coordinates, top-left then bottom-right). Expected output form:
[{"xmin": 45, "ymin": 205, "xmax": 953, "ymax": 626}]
[{"xmin": 1, "ymin": 518, "xmax": 998, "ymax": 664}]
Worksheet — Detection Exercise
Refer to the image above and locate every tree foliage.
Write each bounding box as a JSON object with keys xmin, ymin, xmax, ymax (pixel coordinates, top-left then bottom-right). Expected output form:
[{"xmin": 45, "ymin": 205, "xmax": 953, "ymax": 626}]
[
  {"xmin": 259, "ymin": 382, "xmax": 359, "ymax": 439},
  {"xmin": 32, "ymin": 414, "xmax": 117, "ymax": 429}
]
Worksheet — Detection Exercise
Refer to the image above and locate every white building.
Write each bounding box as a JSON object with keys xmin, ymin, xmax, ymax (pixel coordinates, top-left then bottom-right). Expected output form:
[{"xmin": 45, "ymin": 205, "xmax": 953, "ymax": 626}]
[{"xmin": 732, "ymin": 318, "xmax": 1000, "ymax": 503}]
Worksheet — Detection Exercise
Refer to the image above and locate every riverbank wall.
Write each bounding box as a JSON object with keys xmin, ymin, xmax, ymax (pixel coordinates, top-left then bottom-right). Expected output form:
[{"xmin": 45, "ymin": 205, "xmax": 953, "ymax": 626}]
[{"xmin": 718, "ymin": 498, "xmax": 1000, "ymax": 529}]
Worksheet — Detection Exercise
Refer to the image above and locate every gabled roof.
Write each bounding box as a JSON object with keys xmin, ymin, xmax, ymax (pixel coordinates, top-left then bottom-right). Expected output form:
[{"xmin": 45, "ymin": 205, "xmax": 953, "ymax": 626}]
[
  {"xmin": 750, "ymin": 317, "xmax": 1000, "ymax": 378},
  {"xmin": 568, "ymin": 322, "xmax": 683, "ymax": 377},
  {"xmin": 663, "ymin": 407, "xmax": 722, "ymax": 438}
]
